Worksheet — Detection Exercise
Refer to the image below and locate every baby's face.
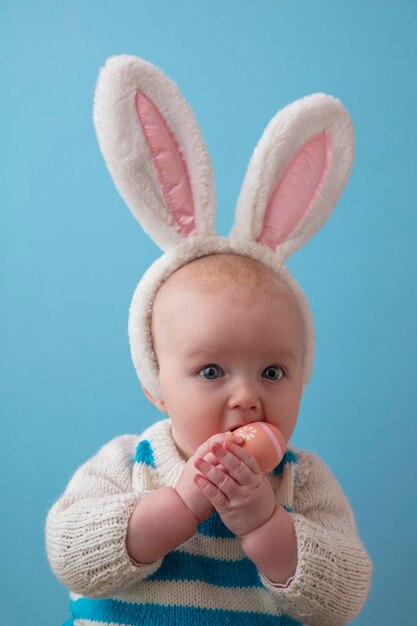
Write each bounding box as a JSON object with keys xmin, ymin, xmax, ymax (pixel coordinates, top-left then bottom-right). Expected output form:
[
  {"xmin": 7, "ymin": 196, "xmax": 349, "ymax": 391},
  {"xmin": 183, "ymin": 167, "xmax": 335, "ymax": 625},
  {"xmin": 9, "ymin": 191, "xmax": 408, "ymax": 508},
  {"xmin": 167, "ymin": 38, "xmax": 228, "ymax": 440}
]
[{"xmin": 150, "ymin": 278, "xmax": 305, "ymax": 461}]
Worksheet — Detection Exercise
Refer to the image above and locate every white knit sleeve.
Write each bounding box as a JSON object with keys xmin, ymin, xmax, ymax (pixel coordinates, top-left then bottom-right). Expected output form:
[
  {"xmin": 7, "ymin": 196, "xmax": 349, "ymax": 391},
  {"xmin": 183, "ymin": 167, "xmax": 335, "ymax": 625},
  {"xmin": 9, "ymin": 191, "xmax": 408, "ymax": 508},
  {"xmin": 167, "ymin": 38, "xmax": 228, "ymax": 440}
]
[
  {"xmin": 45, "ymin": 435, "xmax": 162, "ymax": 598},
  {"xmin": 261, "ymin": 451, "xmax": 372, "ymax": 626}
]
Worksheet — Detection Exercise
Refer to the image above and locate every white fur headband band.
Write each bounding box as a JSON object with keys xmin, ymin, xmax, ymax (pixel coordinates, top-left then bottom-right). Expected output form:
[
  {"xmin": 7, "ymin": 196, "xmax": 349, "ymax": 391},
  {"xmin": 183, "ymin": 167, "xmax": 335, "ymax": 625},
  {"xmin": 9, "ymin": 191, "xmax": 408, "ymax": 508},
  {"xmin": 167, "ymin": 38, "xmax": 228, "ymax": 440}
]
[{"xmin": 93, "ymin": 55, "xmax": 354, "ymax": 401}]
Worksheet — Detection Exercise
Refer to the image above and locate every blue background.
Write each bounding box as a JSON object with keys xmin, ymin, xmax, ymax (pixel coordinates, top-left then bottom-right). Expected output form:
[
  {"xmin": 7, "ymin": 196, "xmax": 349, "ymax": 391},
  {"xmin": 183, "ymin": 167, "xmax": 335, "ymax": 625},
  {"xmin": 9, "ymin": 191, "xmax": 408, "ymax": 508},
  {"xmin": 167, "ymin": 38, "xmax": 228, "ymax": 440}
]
[{"xmin": 1, "ymin": 1, "xmax": 416, "ymax": 623}]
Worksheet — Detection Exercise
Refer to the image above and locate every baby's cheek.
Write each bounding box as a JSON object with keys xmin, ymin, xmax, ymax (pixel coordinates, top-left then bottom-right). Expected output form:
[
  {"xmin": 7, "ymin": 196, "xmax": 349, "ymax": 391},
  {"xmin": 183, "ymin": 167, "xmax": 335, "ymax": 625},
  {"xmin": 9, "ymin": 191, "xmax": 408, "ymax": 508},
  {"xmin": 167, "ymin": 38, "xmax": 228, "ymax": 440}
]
[{"xmin": 185, "ymin": 423, "xmax": 213, "ymax": 454}]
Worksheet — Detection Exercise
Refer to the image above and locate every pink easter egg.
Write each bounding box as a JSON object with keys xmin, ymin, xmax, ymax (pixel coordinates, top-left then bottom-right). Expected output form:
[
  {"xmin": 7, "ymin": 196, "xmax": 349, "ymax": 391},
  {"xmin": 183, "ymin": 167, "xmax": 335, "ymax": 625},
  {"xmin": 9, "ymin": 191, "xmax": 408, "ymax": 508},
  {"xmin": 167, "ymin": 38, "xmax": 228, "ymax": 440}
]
[{"xmin": 232, "ymin": 422, "xmax": 286, "ymax": 473}]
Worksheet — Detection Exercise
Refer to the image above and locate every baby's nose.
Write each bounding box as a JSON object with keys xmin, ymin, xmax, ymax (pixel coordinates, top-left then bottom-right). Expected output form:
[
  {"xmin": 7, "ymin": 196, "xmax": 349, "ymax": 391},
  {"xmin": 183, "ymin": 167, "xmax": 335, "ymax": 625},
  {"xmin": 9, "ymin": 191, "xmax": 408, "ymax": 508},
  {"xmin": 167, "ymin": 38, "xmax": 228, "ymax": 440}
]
[{"xmin": 227, "ymin": 379, "xmax": 261, "ymax": 411}]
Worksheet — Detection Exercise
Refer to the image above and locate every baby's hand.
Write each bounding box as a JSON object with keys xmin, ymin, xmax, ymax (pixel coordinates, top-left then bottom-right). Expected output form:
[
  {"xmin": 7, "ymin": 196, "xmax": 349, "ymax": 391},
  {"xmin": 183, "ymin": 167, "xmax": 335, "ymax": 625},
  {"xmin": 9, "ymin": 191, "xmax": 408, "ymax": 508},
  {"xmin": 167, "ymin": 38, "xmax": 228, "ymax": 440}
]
[
  {"xmin": 175, "ymin": 432, "xmax": 239, "ymax": 523},
  {"xmin": 194, "ymin": 440, "xmax": 276, "ymax": 537}
]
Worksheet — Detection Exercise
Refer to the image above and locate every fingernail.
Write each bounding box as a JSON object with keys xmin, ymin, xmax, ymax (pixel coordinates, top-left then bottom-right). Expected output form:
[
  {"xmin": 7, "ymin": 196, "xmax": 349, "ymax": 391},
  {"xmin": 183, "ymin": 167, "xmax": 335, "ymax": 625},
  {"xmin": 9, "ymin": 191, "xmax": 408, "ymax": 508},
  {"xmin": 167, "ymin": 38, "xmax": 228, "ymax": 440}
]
[{"xmin": 214, "ymin": 443, "xmax": 227, "ymax": 456}]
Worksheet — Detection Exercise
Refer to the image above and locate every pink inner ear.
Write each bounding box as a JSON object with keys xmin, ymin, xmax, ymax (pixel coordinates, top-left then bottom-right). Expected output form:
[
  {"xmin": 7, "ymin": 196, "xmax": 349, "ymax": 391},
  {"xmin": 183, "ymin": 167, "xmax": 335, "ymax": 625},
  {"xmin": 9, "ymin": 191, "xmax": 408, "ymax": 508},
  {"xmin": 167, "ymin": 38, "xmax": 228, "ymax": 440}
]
[
  {"xmin": 257, "ymin": 131, "xmax": 333, "ymax": 250},
  {"xmin": 135, "ymin": 91, "xmax": 196, "ymax": 236}
]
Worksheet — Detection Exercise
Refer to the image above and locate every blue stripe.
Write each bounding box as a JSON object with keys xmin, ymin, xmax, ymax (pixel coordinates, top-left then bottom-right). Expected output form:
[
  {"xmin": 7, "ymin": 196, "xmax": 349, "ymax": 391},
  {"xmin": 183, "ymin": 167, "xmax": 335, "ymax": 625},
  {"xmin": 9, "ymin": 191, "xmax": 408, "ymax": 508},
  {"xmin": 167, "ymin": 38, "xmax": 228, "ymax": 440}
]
[
  {"xmin": 70, "ymin": 597, "xmax": 302, "ymax": 625},
  {"xmin": 273, "ymin": 450, "xmax": 297, "ymax": 476},
  {"xmin": 198, "ymin": 511, "xmax": 236, "ymax": 538},
  {"xmin": 135, "ymin": 439, "xmax": 155, "ymax": 468},
  {"xmin": 148, "ymin": 549, "xmax": 262, "ymax": 588}
]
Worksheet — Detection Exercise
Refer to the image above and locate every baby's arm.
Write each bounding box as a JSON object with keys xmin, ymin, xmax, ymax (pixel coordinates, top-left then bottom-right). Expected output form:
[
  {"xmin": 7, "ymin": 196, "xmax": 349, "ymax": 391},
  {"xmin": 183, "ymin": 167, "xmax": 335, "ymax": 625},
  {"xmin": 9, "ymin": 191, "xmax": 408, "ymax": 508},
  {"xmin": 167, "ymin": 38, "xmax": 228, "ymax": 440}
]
[
  {"xmin": 194, "ymin": 439, "xmax": 297, "ymax": 585},
  {"xmin": 253, "ymin": 451, "xmax": 373, "ymax": 626},
  {"xmin": 46, "ymin": 432, "xmax": 232, "ymax": 597},
  {"xmin": 126, "ymin": 487, "xmax": 199, "ymax": 564},
  {"xmin": 126, "ymin": 433, "xmax": 235, "ymax": 564},
  {"xmin": 46, "ymin": 435, "xmax": 158, "ymax": 598},
  {"xmin": 195, "ymin": 442, "xmax": 372, "ymax": 626}
]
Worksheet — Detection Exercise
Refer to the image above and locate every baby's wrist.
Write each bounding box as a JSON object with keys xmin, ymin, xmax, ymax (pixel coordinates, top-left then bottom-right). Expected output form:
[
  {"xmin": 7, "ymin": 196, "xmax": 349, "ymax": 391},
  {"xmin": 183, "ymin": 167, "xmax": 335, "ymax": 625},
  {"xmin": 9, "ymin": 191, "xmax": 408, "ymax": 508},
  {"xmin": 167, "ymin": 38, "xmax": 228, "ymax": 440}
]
[
  {"xmin": 240, "ymin": 506, "xmax": 298, "ymax": 585},
  {"xmin": 173, "ymin": 487, "xmax": 202, "ymax": 525},
  {"xmin": 238, "ymin": 504, "xmax": 278, "ymax": 543},
  {"xmin": 127, "ymin": 487, "xmax": 200, "ymax": 564}
]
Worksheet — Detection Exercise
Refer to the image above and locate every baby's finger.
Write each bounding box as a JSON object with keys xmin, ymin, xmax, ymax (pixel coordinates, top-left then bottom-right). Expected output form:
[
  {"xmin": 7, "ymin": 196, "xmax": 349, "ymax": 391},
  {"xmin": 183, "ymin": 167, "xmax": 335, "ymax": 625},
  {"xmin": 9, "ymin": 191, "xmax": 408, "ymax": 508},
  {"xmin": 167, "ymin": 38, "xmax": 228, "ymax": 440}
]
[
  {"xmin": 195, "ymin": 432, "xmax": 243, "ymax": 463},
  {"xmin": 208, "ymin": 432, "xmax": 244, "ymax": 447},
  {"xmin": 221, "ymin": 441, "xmax": 262, "ymax": 478},
  {"xmin": 194, "ymin": 457, "xmax": 238, "ymax": 498},
  {"xmin": 194, "ymin": 432, "xmax": 230, "ymax": 457},
  {"xmin": 202, "ymin": 451, "xmax": 221, "ymax": 466},
  {"xmin": 207, "ymin": 442, "xmax": 254, "ymax": 486},
  {"xmin": 194, "ymin": 472, "xmax": 228, "ymax": 507}
]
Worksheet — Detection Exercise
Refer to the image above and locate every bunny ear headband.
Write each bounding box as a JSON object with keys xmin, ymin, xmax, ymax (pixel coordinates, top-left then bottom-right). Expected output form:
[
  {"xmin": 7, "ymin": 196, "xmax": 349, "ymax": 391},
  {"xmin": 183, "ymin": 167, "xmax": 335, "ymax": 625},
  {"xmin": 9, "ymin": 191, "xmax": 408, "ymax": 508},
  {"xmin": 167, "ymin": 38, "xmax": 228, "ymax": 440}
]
[{"xmin": 93, "ymin": 55, "xmax": 354, "ymax": 401}]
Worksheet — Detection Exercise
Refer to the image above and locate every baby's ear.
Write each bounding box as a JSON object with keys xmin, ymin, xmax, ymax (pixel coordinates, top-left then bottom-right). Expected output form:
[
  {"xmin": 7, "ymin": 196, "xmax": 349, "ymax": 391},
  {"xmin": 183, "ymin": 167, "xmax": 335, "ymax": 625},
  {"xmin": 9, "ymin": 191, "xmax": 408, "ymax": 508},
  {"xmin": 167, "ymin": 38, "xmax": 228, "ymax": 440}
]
[{"xmin": 141, "ymin": 385, "xmax": 168, "ymax": 414}]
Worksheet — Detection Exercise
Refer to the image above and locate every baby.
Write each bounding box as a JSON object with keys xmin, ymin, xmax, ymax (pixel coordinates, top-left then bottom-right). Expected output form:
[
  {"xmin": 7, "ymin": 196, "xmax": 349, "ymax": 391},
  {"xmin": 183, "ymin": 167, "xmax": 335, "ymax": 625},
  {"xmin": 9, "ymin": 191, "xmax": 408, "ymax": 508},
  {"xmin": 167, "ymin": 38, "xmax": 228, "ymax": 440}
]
[
  {"xmin": 129, "ymin": 254, "xmax": 303, "ymax": 581},
  {"xmin": 46, "ymin": 55, "xmax": 372, "ymax": 625}
]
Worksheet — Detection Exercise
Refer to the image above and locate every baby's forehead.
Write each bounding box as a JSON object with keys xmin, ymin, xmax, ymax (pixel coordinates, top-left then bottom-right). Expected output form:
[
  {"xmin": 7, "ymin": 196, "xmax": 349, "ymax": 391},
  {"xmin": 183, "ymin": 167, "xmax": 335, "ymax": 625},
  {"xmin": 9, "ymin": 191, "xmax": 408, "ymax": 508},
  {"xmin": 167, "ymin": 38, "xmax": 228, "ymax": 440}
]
[
  {"xmin": 151, "ymin": 254, "xmax": 306, "ymax": 359},
  {"xmin": 154, "ymin": 253, "xmax": 293, "ymax": 304}
]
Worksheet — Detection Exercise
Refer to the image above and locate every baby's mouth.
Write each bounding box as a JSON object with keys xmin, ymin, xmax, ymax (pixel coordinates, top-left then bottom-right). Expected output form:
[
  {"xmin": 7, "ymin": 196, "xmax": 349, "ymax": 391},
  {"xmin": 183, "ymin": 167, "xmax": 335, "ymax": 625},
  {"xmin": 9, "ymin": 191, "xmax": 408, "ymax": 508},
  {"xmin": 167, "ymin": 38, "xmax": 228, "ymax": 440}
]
[{"xmin": 229, "ymin": 419, "xmax": 265, "ymax": 432}]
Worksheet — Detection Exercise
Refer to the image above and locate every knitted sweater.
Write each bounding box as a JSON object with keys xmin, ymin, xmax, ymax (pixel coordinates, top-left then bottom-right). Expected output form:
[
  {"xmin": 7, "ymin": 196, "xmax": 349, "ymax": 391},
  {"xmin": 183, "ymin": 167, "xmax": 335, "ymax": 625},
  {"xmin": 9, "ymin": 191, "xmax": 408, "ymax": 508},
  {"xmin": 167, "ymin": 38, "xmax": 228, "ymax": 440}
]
[{"xmin": 46, "ymin": 419, "xmax": 372, "ymax": 626}]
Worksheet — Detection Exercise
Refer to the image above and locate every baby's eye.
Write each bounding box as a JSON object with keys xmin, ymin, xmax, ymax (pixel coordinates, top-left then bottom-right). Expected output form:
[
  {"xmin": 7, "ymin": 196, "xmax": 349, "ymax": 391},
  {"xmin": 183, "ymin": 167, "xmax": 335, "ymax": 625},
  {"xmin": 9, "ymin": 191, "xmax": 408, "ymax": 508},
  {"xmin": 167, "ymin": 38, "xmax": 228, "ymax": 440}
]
[
  {"xmin": 262, "ymin": 365, "xmax": 285, "ymax": 381},
  {"xmin": 198, "ymin": 364, "xmax": 224, "ymax": 380}
]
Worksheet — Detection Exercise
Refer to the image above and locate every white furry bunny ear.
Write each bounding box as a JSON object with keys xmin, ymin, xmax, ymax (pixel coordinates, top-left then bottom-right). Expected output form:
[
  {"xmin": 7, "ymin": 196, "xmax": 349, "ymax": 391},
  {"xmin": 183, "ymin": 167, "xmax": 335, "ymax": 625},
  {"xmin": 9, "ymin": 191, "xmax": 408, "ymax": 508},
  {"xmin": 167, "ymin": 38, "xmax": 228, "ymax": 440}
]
[
  {"xmin": 93, "ymin": 55, "xmax": 216, "ymax": 251},
  {"xmin": 231, "ymin": 94, "xmax": 354, "ymax": 259}
]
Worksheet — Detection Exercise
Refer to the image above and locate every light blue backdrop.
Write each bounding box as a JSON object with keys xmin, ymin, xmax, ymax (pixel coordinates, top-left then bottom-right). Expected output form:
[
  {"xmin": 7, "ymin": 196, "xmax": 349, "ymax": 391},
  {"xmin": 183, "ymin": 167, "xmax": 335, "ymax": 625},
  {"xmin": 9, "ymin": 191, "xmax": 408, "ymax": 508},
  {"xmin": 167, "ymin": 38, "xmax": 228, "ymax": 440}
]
[{"xmin": 1, "ymin": 1, "xmax": 416, "ymax": 623}]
